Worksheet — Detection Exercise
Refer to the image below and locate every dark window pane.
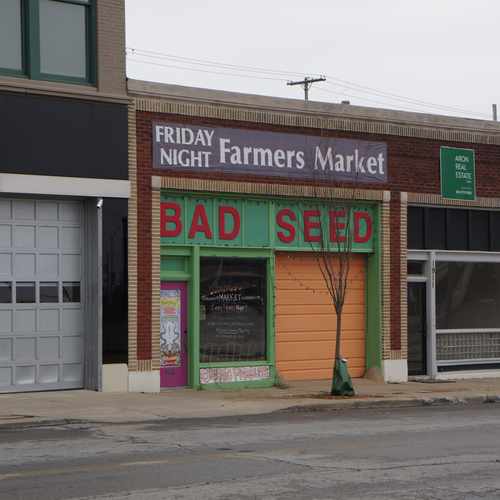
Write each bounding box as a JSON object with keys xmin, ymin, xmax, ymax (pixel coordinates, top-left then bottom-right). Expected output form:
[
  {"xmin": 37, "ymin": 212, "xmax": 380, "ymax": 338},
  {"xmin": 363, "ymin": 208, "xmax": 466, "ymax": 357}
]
[
  {"xmin": 436, "ymin": 262, "xmax": 500, "ymax": 329},
  {"xmin": 407, "ymin": 261, "xmax": 426, "ymax": 276},
  {"xmin": 39, "ymin": 0, "xmax": 87, "ymax": 78},
  {"xmin": 424, "ymin": 208, "xmax": 446, "ymax": 249},
  {"xmin": 40, "ymin": 282, "xmax": 58, "ymax": 303},
  {"xmin": 0, "ymin": 282, "xmax": 12, "ymax": 303},
  {"xmin": 408, "ymin": 207, "xmax": 424, "ymax": 249},
  {"xmin": 446, "ymin": 209, "xmax": 468, "ymax": 250},
  {"xmin": 63, "ymin": 282, "xmax": 80, "ymax": 303},
  {"xmin": 491, "ymin": 212, "xmax": 500, "ymax": 251},
  {"xmin": 16, "ymin": 282, "xmax": 35, "ymax": 303},
  {"xmin": 0, "ymin": 0, "xmax": 22, "ymax": 71},
  {"xmin": 200, "ymin": 258, "xmax": 267, "ymax": 363},
  {"xmin": 469, "ymin": 210, "xmax": 490, "ymax": 251}
]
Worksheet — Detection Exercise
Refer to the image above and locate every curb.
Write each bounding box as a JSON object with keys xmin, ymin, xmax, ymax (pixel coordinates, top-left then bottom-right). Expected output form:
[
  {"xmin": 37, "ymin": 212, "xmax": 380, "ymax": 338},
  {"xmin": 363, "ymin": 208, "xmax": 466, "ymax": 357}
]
[
  {"xmin": 1, "ymin": 394, "xmax": 500, "ymax": 430},
  {"xmin": 278, "ymin": 393, "xmax": 500, "ymax": 414}
]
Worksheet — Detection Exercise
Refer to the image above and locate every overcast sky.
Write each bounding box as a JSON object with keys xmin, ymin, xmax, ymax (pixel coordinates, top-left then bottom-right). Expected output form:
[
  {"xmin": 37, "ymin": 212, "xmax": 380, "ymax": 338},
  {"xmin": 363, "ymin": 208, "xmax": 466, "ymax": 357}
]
[{"xmin": 125, "ymin": 1, "xmax": 498, "ymax": 121}]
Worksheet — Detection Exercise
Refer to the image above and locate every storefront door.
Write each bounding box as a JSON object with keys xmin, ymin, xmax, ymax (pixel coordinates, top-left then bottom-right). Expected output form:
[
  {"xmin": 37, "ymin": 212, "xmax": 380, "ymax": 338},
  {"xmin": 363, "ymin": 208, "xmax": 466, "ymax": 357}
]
[
  {"xmin": 407, "ymin": 282, "xmax": 427, "ymax": 376},
  {"xmin": 160, "ymin": 282, "xmax": 188, "ymax": 387}
]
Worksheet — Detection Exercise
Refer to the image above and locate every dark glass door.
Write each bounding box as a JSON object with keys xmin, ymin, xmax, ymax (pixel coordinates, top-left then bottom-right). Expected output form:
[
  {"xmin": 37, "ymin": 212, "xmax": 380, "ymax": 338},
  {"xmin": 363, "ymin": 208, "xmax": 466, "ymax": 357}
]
[{"xmin": 408, "ymin": 282, "xmax": 427, "ymax": 376}]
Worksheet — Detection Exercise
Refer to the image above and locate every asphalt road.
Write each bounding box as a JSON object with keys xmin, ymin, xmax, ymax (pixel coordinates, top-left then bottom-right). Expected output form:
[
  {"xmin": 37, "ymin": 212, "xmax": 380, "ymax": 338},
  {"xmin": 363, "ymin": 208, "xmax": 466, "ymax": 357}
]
[{"xmin": 1, "ymin": 404, "xmax": 500, "ymax": 499}]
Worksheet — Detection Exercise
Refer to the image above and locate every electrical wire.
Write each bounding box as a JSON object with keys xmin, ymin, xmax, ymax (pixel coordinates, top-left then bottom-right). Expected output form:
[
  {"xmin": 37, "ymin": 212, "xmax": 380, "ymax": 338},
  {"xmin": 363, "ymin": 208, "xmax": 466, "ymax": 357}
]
[{"xmin": 126, "ymin": 47, "xmax": 491, "ymax": 119}]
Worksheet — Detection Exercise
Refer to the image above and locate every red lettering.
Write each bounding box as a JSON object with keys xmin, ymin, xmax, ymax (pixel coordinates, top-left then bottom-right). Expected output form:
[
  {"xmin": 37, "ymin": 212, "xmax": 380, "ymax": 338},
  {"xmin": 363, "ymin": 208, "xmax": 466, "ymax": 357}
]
[
  {"xmin": 188, "ymin": 204, "xmax": 213, "ymax": 239},
  {"xmin": 219, "ymin": 206, "xmax": 240, "ymax": 240},
  {"xmin": 354, "ymin": 211, "xmax": 373, "ymax": 243},
  {"xmin": 160, "ymin": 202, "xmax": 182, "ymax": 237},
  {"xmin": 303, "ymin": 210, "xmax": 321, "ymax": 242},
  {"xmin": 329, "ymin": 210, "xmax": 346, "ymax": 242},
  {"xmin": 276, "ymin": 209, "xmax": 296, "ymax": 243}
]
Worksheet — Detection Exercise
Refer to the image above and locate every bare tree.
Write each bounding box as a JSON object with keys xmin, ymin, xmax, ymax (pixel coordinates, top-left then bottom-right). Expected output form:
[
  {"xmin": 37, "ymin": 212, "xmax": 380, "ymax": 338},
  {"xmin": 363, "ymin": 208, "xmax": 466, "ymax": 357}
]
[{"xmin": 306, "ymin": 183, "xmax": 359, "ymax": 396}]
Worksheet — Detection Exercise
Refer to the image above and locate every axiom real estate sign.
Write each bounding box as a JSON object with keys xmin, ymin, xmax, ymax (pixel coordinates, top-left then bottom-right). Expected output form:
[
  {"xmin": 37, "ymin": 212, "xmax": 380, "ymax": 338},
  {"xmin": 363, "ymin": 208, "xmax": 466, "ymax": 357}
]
[
  {"xmin": 440, "ymin": 146, "xmax": 476, "ymax": 201},
  {"xmin": 153, "ymin": 122, "xmax": 387, "ymax": 183}
]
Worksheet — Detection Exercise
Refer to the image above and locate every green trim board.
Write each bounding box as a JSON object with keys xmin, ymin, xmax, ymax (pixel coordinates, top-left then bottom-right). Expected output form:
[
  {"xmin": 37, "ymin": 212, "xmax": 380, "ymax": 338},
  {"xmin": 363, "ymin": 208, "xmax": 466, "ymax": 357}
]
[
  {"xmin": 365, "ymin": 203, "xmax": 382, "ymax": 371},
  {"xmin": 160, "ymin": 191, "xmax": 376, "ymax": 253}
]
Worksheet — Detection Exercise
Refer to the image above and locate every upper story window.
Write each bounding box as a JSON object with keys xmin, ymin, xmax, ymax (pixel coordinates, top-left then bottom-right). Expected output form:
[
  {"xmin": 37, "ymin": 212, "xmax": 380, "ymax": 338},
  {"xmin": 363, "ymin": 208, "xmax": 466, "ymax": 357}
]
[{"xmin": 0, "ymin": 0, "xmax": 95, "ymax": 85}]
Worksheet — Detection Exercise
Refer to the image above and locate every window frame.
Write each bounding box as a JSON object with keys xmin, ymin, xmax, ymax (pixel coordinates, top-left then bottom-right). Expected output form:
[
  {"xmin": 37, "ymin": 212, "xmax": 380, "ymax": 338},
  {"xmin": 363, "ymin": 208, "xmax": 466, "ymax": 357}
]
[{"xmin": 0, "ymin": 0, "xmax": 96, "ymax": 85}]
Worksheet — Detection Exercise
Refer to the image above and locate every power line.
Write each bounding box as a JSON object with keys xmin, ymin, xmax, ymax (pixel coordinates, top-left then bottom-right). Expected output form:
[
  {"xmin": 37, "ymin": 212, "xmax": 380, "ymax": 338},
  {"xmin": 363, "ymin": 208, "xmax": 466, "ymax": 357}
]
[{"xmin": 126, "ymin": 47, "xmax": 491, "ymax": 119}]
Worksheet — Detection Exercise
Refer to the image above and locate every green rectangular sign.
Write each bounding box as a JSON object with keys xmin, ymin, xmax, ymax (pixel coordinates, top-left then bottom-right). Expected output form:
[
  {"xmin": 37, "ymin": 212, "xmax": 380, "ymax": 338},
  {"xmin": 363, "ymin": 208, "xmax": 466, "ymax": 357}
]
[
  {"xmin": 440, "ymin": 146, "xmax": 476, "ymax": 201},
  {"xmin": 160, "ymin": 192, "xmax": 376, "ymax": 253}
]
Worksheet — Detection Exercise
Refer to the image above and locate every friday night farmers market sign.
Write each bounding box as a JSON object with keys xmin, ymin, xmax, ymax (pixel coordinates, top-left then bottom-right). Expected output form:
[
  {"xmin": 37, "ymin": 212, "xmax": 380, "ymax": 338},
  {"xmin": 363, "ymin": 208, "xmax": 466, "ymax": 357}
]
[{"xmin": 153, "ymin": 122, "xmax": 387, "ymax": 183}]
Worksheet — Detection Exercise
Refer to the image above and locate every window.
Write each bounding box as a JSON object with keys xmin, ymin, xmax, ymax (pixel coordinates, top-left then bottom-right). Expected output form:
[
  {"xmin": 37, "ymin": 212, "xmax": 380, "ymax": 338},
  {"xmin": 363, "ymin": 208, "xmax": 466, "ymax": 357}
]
[
  {"xmin": 408, "ymin": 206, "xmax": 500, "ymax": 252},
  {"xmin": 436, "ymin": 262, "xmax": 500, "ymax": 329},
  {"xmin": 200, "ymin": 258, "xmax": 267, "ymax": 363},
  {"xmin": 0, "ymin": 0, "xmax": 95, "ymax": 84}
]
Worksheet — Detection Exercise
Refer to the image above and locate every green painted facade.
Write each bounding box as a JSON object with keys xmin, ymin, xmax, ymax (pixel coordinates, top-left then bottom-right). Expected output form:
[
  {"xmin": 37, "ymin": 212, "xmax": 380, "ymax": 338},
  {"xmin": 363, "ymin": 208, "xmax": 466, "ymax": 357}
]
[{"xmin": 159, "ymin": 191, "xmax": 382, "ymax": 388}]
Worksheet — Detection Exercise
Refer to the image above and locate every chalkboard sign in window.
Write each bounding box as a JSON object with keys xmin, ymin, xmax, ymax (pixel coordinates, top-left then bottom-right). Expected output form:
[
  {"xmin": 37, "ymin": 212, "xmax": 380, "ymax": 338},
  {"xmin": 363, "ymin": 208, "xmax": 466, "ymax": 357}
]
[{"xmin": 200, "ymin": 258, "xmax": 267, "ymax": 363}]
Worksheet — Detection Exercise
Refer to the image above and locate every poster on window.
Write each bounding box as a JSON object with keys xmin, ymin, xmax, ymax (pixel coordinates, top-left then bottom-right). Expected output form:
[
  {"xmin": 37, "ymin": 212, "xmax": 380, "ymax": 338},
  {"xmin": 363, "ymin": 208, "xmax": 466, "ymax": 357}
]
[{"xmin": 160, "ymin": 288, "xmax": 181, "ymax": 367}]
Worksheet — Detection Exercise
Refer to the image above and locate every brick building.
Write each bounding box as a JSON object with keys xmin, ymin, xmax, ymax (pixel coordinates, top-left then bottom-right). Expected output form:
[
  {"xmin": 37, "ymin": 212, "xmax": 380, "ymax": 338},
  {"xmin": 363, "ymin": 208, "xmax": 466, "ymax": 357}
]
[
  {"xmin": 127, "ymin": 79, "xmax": 500, "ymax": 392},
  {"xmin": 0, "ymin": 0, "xmax": 129, "ymax": 393}
]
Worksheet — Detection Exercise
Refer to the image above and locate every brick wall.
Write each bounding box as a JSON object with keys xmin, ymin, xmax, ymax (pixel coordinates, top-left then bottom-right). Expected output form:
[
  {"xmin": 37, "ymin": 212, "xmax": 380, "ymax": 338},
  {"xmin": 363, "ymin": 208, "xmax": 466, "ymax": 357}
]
[{"xmin": 134, "ymin": 108, "xmax": 500, "ymax": 367}]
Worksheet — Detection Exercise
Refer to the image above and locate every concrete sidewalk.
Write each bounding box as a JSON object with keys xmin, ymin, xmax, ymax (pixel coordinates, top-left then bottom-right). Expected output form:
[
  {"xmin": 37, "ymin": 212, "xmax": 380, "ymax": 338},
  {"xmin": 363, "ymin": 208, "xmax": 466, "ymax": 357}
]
[{"xmin": 2, "ymin": 377, "xmax": 500, "ymax": 428}]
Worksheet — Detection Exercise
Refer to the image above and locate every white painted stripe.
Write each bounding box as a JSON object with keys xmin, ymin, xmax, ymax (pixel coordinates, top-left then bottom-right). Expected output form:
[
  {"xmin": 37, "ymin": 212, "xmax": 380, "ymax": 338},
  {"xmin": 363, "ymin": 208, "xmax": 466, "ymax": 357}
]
[{"xmin": 0, "ymin": 173, "xmax": 130, "ymax": 198}]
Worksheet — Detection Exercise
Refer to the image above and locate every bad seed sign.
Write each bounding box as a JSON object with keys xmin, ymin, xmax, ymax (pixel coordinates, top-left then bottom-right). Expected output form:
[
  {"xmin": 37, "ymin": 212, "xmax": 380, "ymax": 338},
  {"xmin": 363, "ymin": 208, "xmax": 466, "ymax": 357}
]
[
  {"xmin": 440, "ymin": 146, "xmax": 476, "ymax": 201},
  {"xmin": 160, "ymin": 195, "xmax": 375, "ymax": 252},
  {"xmin": 153, "ymin": 122, "xmax": 387, "ymax": 183}
]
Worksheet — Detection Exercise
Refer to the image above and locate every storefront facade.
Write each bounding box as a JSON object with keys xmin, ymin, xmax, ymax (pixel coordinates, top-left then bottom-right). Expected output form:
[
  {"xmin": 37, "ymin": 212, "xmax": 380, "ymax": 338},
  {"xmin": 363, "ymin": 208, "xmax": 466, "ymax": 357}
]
[
  {"xmin": 0, "ymin": 1, "xmax": 129, "ymax": 393},
  {"xmin": 128, "ymin": 79, "xmax": 500, "ymax": 392}
]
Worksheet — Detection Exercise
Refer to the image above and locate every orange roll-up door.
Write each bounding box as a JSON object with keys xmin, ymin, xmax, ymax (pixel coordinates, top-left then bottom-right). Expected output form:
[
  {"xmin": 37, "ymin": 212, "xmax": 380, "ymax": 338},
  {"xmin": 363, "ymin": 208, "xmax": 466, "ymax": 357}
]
[{"xmin": 275, "ymin": 252, "xmax": 366, "ymax": 381}]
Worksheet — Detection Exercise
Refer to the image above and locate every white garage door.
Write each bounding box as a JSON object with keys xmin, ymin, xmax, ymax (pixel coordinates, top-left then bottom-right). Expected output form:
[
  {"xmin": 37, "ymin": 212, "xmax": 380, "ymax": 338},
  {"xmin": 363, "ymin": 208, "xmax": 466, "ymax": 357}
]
[{"xmin": 0, "ymin": 198, "xmax": 84, "ymax": 392}]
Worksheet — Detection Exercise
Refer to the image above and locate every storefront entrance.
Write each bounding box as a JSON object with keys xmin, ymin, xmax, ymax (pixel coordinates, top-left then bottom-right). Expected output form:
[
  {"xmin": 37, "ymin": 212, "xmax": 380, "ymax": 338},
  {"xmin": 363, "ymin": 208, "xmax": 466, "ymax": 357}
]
[{"xmin": 160, "ymin": 282, "xmax": 188, "ymax": 388}]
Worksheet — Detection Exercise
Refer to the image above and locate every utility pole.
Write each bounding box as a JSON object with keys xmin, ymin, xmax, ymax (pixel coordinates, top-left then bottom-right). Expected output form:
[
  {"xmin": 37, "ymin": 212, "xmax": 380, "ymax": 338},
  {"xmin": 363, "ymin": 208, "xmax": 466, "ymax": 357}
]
[
  {"xmin": 493, "ymin": 104, "xmax": 498, "ymax": 121},
  {"xmin": 287, "ymin": 76, "xmax": 326, "ymax": 101}
]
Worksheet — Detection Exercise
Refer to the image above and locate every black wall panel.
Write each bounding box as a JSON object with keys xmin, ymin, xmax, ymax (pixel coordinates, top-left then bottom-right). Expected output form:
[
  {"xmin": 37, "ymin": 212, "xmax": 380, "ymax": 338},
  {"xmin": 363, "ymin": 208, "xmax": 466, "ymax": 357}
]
[
  {"xmin": 446, "ymin": 209, "xmax": 468, "ymax": 250},
  {"xmin": 0, "ymin": 92, "xmax": 128, "ymax": 180},
  {"xmin": 424, "ymin": 208, "xmax": 446, "ymax": 249},
  {"xmin": 469, "ymin": 211, "xmax": 489, "ymax": 251},
  {"xmin": 102, "ymin": 198, "xmax": 128, "ymax": 363},
  {"xmin": 408, "ymin": 206, "xmax": 424, "ymax": 249}
]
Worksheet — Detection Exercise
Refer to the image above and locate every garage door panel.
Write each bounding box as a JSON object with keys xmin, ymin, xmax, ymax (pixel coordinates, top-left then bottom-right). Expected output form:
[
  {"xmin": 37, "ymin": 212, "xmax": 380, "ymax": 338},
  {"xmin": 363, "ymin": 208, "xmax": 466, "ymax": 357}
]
[
  {"xmin": 36, "ymin": 201, "xmax": 58, "ymax": 221},
  {"xmin": 0, "ymin": 254, "xmax": 12, "ymax": 275},
  {"xmin": 0, "ymin": 200, "xmax": 12, "ymax": 219},
  {"xmin": 0, "ymin": 339, "xmax": 12, "ymax": 361},
  {"xmin": 14, "ymin": 253, "xmax": 35, "ymax": 276},
  {"xmin": 15, "ymin": 365, "xmax": 35, "ymax": 385},
  {"xmin": 276, "ymin": 303, "xmax": 365, "ymax": 316},
  {"xmin": 0, "ymin": 197, "xmax": 84, "ymax": 393},
  {"xmin": 0, "ymin": 310, "xmax": 13, "ymax": 332},
  {"xmin": 277, "ymin": 329, "xmax": 366, "ymax": 343},
  {"xmin": 276, "ymin": 289, "xmax": 365, "ymax": 306},
  {"xmin": 38, "ymin": 227, "xmax": 59, "ymax": 249},
  {"xmin": 14, "ymin": 309, "xmax": 36, "ymax": 332},
  {"xmin": 13, "ymin": 200, "xmax": 35, "ymax": 220},
  {"xmin": 277, "ymin": 338, "xmax": 365, "ymax": 362},
  {"xmin": 39, "ymin": 364, "xmax": 59, "ymax": 384},
  {"xmin": 276, "ymin": 252, "xmax": 366, "ymax": 381},
  {"xmin": 0, "ymin": 226, "xmax": 12, "ymax": 247},
  {"xmin": 14, "ymin": 337, "xmax": 36, "ymax": 361},
  {"xmin": 277, "ymin": 313, "xmax": 365, "ymax": 333},
  {"xmin": 0, "ymin": 367, "xmax": 12, "ymax": 387},
  {"xmin": 38, "ymin": 337, "xmax": 60, "ymax": 361},
  {"xmin": 39, "ymin": 308, "xmax": 60, "ymax": 332},
  {"xmin": 62, "ymin": 309, "xmax": 83, "ymax": 334}
]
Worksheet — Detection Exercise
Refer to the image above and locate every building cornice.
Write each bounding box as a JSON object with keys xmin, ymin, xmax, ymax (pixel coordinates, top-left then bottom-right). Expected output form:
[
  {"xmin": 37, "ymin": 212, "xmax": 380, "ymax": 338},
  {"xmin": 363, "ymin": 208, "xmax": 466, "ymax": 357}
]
[{"xmin": 128, "ymin": 79, "xmax": 500, "ymax": 146}]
